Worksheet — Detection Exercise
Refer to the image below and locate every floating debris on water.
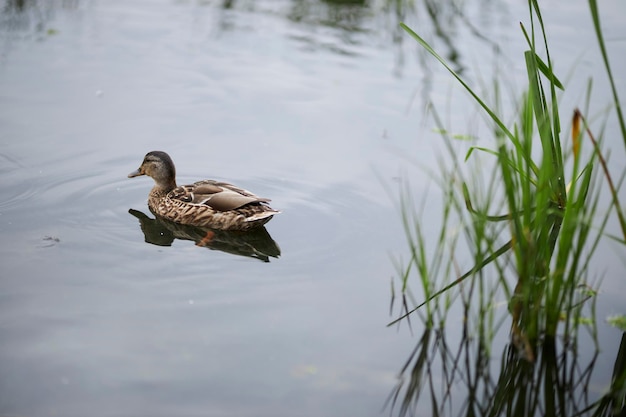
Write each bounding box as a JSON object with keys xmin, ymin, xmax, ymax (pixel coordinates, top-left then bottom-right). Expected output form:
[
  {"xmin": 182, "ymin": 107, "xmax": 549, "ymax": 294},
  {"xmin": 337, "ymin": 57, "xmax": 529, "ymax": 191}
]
[{"xmin": 40, "ymin": 236, "xmax": 61, "ymax": 248}]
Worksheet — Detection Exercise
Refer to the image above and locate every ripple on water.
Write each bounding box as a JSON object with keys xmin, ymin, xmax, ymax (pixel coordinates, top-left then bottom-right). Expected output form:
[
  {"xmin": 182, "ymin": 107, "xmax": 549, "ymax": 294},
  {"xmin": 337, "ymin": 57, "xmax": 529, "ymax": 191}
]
[
  {"xmin": 4, "ymin": 155, "xmax": 390, "ymax": 262},
  {"xmin": 1, "ymin": 151, "xmax": 145, "ymax": 249},
  {"xmin": 52, "ymin": 174, "xmax": 148, "ymax": 245},
  {"xmin": 0, "ymin": 152, "xmax": 38, "ymax": 211},
  {"xmin": 263, "ymin": 176, "xmax": 393, "ymax": 269},
  {"xmin": 124, "ymin": 174, "xmax": 383, "ymax": 266}
]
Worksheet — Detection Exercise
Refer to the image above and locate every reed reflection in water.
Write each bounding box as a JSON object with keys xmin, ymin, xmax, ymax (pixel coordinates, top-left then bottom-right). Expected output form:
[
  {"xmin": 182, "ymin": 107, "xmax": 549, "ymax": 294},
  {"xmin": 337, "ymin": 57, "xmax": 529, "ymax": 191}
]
[{"xmin": 387, "ymin": 314, "xmax": 626, "ymax": 416}]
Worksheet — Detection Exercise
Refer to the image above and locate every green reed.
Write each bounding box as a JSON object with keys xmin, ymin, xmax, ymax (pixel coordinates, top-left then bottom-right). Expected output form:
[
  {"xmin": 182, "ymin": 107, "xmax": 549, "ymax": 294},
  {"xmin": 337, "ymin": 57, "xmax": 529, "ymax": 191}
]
[
  {"xmin": 392, "ymin": 0, "xmax": 606, "ymax": 339},
  {"xmin": 387, "ymin": 1, "xmax": 626, "ymax": 414}
]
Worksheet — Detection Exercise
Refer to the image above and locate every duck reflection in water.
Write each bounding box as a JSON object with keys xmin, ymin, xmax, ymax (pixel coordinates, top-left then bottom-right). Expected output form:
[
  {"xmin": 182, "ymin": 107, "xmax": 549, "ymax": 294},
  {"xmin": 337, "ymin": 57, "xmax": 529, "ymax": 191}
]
[{"xmin": 128, "ymin": 209, "xmax": 281, "ymax": 262}]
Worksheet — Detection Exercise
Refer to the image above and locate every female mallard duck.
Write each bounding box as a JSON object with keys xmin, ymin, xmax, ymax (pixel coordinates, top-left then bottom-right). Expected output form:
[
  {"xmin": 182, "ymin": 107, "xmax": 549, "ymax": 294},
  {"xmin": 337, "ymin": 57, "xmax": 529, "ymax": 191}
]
[{"xmin": 128, "ymin": 151, "xmax": 279, "ymax": 231}]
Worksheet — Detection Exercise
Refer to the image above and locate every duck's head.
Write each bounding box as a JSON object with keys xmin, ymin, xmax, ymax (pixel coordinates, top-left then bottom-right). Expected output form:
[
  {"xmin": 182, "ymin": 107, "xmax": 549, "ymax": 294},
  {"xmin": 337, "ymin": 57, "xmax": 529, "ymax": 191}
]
[{"xmin": 128, "ymin": 151, "xmax": 177, "ymax": 191}]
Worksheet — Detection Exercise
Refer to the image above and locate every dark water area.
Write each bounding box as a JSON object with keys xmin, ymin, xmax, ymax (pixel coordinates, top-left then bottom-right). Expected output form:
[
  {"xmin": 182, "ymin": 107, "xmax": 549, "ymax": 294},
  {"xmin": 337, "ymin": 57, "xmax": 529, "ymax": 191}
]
[{"xmin": 1, "ymin": 0, "xmax": 625, "ymax": 416}]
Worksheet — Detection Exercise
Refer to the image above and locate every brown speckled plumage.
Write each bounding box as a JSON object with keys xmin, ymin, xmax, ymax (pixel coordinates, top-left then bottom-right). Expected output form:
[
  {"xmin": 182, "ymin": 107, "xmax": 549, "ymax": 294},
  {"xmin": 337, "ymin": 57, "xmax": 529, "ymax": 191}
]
[{"xmin": 129, "ymin": 151, "xmax": 279, "ymax": 231}]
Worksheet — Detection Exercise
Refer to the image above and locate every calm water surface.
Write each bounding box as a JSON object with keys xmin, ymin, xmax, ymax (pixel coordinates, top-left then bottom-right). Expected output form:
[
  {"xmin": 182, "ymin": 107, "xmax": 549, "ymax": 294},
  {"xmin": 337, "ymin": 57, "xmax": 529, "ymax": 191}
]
[{"xmin": 1, "ymin": 0, "xmax": 625, "ymax": 416}]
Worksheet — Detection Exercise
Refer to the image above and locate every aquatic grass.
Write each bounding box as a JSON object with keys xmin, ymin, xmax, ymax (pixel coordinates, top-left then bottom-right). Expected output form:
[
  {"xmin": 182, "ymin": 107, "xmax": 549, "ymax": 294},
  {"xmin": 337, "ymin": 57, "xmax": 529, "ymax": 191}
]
[
  {"xmin": 551, "ymin": 22, "xmax": 626, "ymax": 415},
  {"xmin": 587, "ymin": 0, "xmax": 626, "ymax": 242},
  {"xmin": 392, "ymin": 0, "xmax": 606, "ymax": 344},
  {"xmin": 388, "ymin": 124, "xmax": 467, "ymax": 330},
  {"xmin": 387, "ymin": 0, "xmax": 626, "ymax": 415}
]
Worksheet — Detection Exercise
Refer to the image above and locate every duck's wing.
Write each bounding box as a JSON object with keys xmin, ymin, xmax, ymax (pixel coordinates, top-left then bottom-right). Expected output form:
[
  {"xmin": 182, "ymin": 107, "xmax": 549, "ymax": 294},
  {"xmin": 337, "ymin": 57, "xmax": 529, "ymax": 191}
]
[
  {"xmin": 205, "ymin": 180, "xmax": 267, "ymax": 199},
  {"xmin": 176, "ymin": 180, "xmax": 271, "ymax": 212}
]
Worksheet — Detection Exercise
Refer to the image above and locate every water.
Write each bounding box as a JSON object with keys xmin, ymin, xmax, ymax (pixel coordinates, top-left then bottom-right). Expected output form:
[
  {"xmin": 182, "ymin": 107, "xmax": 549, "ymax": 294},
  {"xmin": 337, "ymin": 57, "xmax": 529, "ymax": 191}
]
[{"xmin": 1, "ymin": 0, "xmax": 625, "ymax": 416}]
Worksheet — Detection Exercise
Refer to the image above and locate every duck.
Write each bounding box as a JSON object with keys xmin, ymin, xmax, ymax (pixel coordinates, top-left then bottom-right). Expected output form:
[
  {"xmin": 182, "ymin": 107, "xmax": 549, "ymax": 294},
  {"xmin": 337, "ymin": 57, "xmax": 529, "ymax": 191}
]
[{"xmin": 128, "ymin": 151, "xmax": 280, "ymax": 231}]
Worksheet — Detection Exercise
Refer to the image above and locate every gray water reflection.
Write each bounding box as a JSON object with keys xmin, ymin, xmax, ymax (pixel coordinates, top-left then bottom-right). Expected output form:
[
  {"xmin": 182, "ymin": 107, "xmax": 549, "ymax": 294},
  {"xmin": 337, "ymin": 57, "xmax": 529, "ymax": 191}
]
[{"xmin": 0, "ymin": 0, "xmax": 625, "ymax": 416}]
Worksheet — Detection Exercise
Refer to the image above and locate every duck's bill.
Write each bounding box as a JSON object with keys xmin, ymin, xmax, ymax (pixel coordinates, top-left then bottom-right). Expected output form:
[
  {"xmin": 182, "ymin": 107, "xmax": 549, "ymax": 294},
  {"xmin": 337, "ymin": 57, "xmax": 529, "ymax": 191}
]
[{"xmin": 128, "ymin": 169, "xmax": 144, "ymax": 178}]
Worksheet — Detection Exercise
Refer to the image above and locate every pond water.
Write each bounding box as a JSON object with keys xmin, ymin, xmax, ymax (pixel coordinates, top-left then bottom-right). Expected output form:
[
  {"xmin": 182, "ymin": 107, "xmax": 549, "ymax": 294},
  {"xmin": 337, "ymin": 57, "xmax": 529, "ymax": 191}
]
[{"xmin": 1, "ymin": 0, "xmax": 625, "ymax": 416}]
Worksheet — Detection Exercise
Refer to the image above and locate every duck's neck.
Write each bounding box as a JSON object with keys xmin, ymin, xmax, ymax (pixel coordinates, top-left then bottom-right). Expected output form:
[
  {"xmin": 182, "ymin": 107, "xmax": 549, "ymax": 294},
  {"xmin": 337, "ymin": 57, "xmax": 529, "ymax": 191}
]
[{"xmin": 150, "ymin": 179, "xmax": 177, "ymax": 198}]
